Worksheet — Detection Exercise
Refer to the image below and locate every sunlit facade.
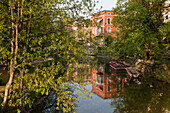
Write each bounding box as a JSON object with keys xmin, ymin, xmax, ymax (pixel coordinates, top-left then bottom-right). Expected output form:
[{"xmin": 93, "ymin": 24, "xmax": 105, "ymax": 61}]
[{"xmin": 91, "ymin": 10, "xmax": 118, "ymax": 44}]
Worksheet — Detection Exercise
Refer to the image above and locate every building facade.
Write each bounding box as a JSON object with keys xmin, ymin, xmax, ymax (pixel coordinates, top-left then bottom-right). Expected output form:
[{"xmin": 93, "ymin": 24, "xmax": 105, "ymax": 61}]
[
  {"xmin": 91, "ymin": 10, "xmax": 117, "ymax": 39},
  {"xmin": 163, "ymin": 2, "xmax": 170, "ymax": 23}
]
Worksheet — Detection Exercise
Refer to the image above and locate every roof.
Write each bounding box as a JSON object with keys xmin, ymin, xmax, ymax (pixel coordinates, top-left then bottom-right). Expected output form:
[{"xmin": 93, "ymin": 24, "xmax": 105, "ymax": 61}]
[
  {"xmin": 101, "ymin": 10, "xmax": 113, "ymax": 12},
  {"xmin": 92, "ymin": 10, "xmax": 114, "ymax": 16}
]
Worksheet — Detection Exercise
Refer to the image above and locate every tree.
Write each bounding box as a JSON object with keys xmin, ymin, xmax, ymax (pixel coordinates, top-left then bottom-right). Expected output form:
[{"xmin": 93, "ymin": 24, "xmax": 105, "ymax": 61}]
[
  {"xmin": 104, "ymin": 35, "xmax": 114, "ymax": 47},
  {"xmin": 112, "ymin": 0, "xmax": 169, "ymax": 73},
  {"xmin": 0, "ymin": 0, "xmax": 96, "ymax": 112}
]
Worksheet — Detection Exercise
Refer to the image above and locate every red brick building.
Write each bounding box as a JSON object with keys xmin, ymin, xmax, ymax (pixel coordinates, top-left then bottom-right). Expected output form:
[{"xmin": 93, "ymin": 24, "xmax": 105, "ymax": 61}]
[{"xmin": 91, "ymin": 10, "xmax": 117, "ymax": 39}]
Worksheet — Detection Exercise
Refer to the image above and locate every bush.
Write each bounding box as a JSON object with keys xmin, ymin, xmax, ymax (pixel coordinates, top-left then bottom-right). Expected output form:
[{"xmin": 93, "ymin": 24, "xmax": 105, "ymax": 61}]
[
  {"xmin": 0, "ymin": 77, "xmax": 2, "ymax": 85},
  {"xmin": 104, "ymin": 35, "xmax": 114, "ymax": 47}
]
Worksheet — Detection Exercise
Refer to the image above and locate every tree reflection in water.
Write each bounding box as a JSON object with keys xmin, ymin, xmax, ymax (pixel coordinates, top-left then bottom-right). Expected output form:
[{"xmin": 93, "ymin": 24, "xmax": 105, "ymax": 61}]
[
  {"xmin": 92, "ymin": 57, "xmax": 170, "ymax": 113},
  {"xmin": 111, "ymin": 79, "xmax": 170, "ymax": 113},
  {"xmin": 31, "ymin": 57, "xmax": 170, "ymax": 113}
]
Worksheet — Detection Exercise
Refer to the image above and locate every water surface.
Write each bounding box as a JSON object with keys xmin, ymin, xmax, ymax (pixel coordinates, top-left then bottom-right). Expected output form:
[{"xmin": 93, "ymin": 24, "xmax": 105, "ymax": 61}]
[{"xmin": 32, "ymin": 57, "xmax": 170, "ymax": 113}]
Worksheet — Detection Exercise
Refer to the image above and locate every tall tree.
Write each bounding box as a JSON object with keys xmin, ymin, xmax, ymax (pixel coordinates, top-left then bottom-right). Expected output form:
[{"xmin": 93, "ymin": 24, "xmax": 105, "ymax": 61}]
[
  {"xmin": 112, "ymin": 0, "xmax": 169, "ymax": 72},
  {"xmin": 0, "ymin": 0, "xmax": 96, "ymax": 112}
]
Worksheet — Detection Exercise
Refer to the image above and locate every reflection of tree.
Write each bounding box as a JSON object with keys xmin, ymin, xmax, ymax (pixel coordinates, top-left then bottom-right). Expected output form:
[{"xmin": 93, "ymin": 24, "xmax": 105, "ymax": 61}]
[{"xmin": 111, "ymin": 80, "xmax": 170, "ymax": 113}]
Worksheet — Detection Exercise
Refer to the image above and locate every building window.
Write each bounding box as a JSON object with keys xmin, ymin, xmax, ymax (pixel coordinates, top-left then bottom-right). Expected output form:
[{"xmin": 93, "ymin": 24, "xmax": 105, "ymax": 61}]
[
  {"xmin": 93, "ymin": 73, "xmax": 95, "ymax": 79},
  {"xmin": 93, "ymin": 28, "xmax": 95, "ymax": 34},
  {"xmin": 96, "ymin": 28, "xmax": 97, "ymax": 34},
  {"xmin": 97, "ymin": 28, "xmax": 101, "ymax": 34},
  {"xmin": 99, "ymin": 85, "xmax": 103, "ymax": 91},
  {"xmin": 107, "ymin": 77, "xmax": 111, "ymax": 84},
  {"xmin": 93, "ymin": 81, "xmax": 95, "ymax": 86},
  {"xmin": 107, "ymin": 27, "xmax": 111, "ymax": 33},
  {"xmin": 101, "ymin": 27, "xmax": 103, "ymax": 33},
  {"xmin": 107, "ymin": 18, "xmax": 111, "ymax": 24},
  {"xmin": 108, "ymin": 85, "xmax": 110, "ymax": 92},
  {"xmin": 108, "ymin": 13, "xmax": 111, "ymax": 15},
  {"xmin": 97, "ymin": 76, "xmax": 103, "ymax": 84},
  {"xmin": 101, "ymin": 76, "xmax": 103, "ymax": 83}
]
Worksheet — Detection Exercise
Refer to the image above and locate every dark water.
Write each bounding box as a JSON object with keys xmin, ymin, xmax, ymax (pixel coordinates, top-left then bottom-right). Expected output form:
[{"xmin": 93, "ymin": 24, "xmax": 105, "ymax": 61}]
[{"xmin": 32, "ymin": 57, "xmax": 170, "ymax": 113}]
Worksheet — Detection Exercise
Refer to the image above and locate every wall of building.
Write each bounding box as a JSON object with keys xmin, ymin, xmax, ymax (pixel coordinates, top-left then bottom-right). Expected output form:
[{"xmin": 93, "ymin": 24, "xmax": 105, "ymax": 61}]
[{"xmin": 91, "ymin": 10, "xmax": 117, "ymax": 39}]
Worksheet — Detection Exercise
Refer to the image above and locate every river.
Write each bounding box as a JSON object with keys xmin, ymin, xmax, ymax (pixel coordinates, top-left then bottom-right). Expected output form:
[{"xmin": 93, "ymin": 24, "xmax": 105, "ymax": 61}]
[{"xmin": 31, "ymin": 57, "xmax": 170, "ymax": 113}]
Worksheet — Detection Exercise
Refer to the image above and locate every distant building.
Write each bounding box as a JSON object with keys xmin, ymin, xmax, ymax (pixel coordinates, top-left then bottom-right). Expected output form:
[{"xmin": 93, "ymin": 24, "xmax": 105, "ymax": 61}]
[
  {"xmin": 91, "ymin": 10, "xmax": 118, "ymax": 45},
  {"xmin": 69, "ymin": 18, "xmax": 92, "ymax": 43},
  {"xmin": 163, "ymin": 2, "xmax": 170, "ymax": 23},
  {"xmin": 91, "ymin": 10, "xmax": 117, "ymax": 38}
]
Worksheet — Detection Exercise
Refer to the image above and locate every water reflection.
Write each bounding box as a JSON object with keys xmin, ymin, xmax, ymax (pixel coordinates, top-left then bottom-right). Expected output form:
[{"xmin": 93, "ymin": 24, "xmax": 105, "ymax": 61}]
[
  {"xmin": 92, "ymin": 63, "xmax": 128, "ymax": 99},
  {"xmin": 31, "ymin": 57, "xmax": 170, "ymax": 113}
]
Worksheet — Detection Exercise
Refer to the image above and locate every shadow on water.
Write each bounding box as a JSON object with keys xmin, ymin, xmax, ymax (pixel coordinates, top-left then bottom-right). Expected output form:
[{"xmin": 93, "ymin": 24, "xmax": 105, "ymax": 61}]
[{"xmin": 31, "ymin": 57, "xmax": 170, "ymax": 113}]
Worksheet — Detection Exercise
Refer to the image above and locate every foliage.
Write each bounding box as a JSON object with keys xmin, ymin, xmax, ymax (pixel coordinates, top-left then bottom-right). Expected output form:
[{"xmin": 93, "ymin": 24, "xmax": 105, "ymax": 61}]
[
  {"xmin": 111, "ymin": 80, "xmax": 170, "ymax": 113},
  {"xmin": 0, "ymin": 77, "xmax": 2, "ymax": 85},
  {"xmin": 104, "ymin": 35, "xmax": 114, "ymax": 47},
  {"xmin": 112, "ymin": 0, "xmax": 169, "ymax": 65},
  {"xmin": 0, "ymin": 0, "xmax": 96, "ymax": 112}
]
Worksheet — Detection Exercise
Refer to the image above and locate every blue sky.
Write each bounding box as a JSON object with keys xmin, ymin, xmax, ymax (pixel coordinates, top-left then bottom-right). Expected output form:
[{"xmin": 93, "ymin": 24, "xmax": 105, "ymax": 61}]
[{"xmin": 95, "ymin": 0, "xmax": 117, "ymax": 11}]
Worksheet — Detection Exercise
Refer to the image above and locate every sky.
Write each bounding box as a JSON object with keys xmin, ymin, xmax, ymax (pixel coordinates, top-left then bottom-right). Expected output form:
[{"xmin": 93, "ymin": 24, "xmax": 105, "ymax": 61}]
[
  {"xmin": 95, "ymin": 0, "xmax": 117, "ymax": 11},
  {"xmin": 95, "ymin": 0, "xmax": 170, "ymax": 11}
]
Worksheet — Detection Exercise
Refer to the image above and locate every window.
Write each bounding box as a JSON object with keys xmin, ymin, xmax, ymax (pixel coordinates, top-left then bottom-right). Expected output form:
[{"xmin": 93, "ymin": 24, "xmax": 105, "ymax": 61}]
[
  {"xmin": 97, "ymin": 28, "xmax": 101, "ymax": 34},
  {"xmin": 108, "ymin": 13, "xmax": 111, "ymax": 15},
  {"xmin": 108, "ymin": 85, "xmax": 110, "ymax": 92},
  {"xmin": 93, "ymin": 73, "xmax": 95, "ymax": 79},
  {"xmin": 101, "ymin": 77, "xmax": 103, "ymax": 83},
  {"xmin": 93, "ymin": 28, "xmax": 95, "ymax": 34},
  {"xmin": 99, "ymin": 85, "xmax": 103, "ymax": 91},
  {"xmin": 97, "ymin": 76, "xmax": 103, "ymax": 84},
  {"xmin": 107, "ymin": 77, "xmax": 111, "ymax": 83},
  {"xmin": 96, "ymin": 28, "xmax": 97, "ymax": 34},
  {"xmin": 107, "ymin": 27, "xmax": 111, "ymax": 33},
  {"xmin": 93, "ymin": 81, "xmax": 95, "ymax": 86},
  {"xmin": 101, "ymin": 27, "xmax": 103, "ymax": 33},
  {"xmin": 107, "ymin": 18, "xmax": 111, "ymax": 24}
]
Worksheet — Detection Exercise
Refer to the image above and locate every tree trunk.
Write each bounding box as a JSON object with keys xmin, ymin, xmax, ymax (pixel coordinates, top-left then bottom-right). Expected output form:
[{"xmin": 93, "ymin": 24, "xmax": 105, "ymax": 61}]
[
  {"xmin": 1, "ymin": 1, "xmax": 16, "ymax": 111},
  {"xmin": 1, "ymin": 71, "xmax": 14, "ymax": 111}
]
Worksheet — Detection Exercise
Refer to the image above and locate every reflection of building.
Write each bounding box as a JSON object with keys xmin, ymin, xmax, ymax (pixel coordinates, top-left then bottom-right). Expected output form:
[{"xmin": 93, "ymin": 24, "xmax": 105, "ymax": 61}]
[
  {"xmin": 69, "ymin": 64, "xmax": 92, "ymax": 82},
  {"xmin": 92, "ymin": 65, "xmax": 127, "ymax": 99}
]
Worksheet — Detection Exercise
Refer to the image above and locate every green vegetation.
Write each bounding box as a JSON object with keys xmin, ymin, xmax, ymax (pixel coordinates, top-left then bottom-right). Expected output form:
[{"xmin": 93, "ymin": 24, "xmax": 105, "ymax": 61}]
[
  {"xmin": 112, "ymin": 0, "xmax": 169, "ymax": 81},
  {"xmin": 104, "ymin": 35, "xmax": 115, "ymax": 47},
  {"xmin": 0, "ymin": 0, "xmax": 96, "ymax": 112},
  {"xmin": 111, "ymin": 79, "xmax": 170, "ymax": 113}
]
